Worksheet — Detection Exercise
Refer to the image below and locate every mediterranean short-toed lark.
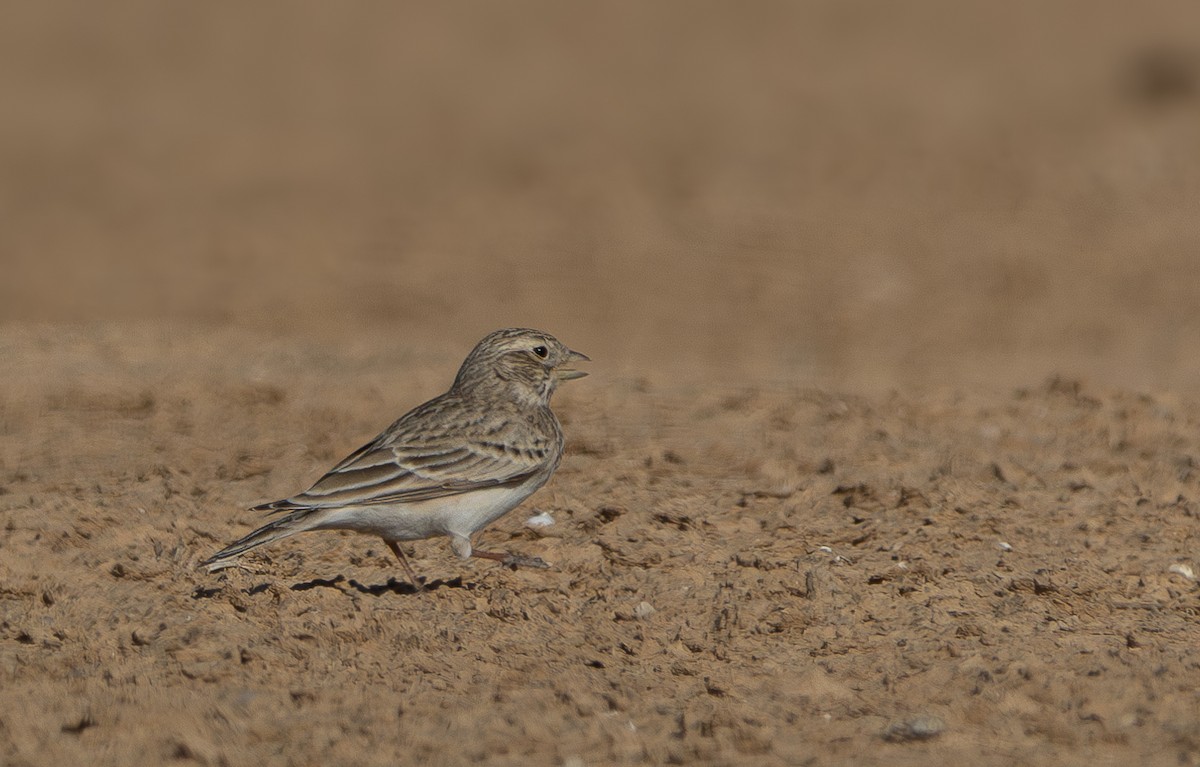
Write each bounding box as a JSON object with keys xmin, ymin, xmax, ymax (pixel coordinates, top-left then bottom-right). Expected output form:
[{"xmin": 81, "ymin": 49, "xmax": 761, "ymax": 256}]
[{"xmin": 202, "ymin": 328, "xmax": 589, "ymax": 588}]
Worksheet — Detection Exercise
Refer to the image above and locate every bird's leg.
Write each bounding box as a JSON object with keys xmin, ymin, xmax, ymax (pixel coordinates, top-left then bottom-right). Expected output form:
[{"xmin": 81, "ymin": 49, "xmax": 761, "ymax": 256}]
[
  {"xmin": 470, "ymin": 549, "xmax": 551, "ymax": 570},
  {"xmin": 384, "ymin": 540, "xmax": 425, "ymax": 591},
  {"xmin": 451, "ymin": 533, "xmax": 549, "ymax": 570}
]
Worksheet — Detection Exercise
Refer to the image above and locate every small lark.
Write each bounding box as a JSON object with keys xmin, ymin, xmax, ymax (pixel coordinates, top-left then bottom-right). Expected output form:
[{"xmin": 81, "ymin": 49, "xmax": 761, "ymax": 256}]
[{"xmin": 202, "ymin": 328, "xmax": 589, "ymax": 587}]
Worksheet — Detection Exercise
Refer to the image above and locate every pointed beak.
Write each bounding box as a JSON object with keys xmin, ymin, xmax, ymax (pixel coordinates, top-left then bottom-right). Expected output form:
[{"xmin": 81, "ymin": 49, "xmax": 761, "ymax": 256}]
[{"xmin": 556, "ymin": 349, "xmax": 591, "ymax": 380}]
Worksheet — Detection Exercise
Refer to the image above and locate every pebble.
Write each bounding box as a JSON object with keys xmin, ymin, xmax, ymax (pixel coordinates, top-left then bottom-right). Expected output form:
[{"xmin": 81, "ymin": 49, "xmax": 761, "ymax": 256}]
[
  {"xmin": 1168, "ymin": 563, "xmax": 1195, "ymax": 580},
  {"xmin": 633, "ymin": 601, "xmax": 656, "ymax": 619},
  {"xmin": 882, "ymin": 714, "xmax": 946, "ymax": 742}
]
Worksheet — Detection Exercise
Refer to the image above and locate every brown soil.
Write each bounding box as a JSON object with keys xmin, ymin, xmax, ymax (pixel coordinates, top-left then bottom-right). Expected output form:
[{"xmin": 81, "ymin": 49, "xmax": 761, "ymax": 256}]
[{"xmin": 3, "ymin": 4, "xmax": 1200, "ymax": 766}]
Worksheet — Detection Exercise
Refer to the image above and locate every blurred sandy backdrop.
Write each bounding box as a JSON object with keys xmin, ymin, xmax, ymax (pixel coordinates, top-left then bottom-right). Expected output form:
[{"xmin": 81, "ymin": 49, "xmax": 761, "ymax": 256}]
[
  {"xmin": 3, "ymin": 1, "xmax": 1200, "ymax": 391},
  {"xmin": 6, "ymin": 5, "xmax": 1200, "ymax": 766}
]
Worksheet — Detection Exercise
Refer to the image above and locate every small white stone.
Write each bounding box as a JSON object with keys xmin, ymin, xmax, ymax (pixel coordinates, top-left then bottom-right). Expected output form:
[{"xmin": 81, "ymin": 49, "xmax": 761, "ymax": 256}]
[
  {"xmin": 996, "ymin": 541, "xmax": 1013, "ymax": 552},
  {"xmin": 524, "ymin": 512, "xmax": 555, "ymax": 529},
  {"xmin": 883, "ymin": 714, "xmax": 946, "ymax": 742},
  {"xmin": 1168, "ymin": 563, "xmax": 1196, "ymax": 580},
  {"xmin": 633, "ymin": 601, "xmax": 656, "ymax": 619}
]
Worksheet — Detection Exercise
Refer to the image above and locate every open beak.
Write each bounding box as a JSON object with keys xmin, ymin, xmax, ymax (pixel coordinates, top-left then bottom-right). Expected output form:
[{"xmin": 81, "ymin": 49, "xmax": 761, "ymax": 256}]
[{"xmin": 555, "ymin": 349, "xmax": 591, "ymax": 380}]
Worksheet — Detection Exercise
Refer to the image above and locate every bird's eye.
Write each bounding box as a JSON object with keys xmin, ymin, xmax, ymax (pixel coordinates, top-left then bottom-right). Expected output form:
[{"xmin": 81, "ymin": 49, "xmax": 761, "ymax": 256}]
[{"xmin": 532, "ymin": 345, "xmax": 549, "ymax": 359}]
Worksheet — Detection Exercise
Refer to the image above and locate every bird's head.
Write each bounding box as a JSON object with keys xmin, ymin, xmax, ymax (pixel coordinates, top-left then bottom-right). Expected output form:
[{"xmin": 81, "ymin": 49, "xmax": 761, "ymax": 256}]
[{"xmin": 453, "ymin": 328, "xmax": 590, "ymax": 406}]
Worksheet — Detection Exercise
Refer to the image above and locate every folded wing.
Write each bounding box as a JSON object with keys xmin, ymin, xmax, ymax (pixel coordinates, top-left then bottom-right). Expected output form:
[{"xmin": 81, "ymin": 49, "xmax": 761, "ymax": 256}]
[{"xmin": 253, "ymin": 417, "xmax": 553, "ymax": 512}]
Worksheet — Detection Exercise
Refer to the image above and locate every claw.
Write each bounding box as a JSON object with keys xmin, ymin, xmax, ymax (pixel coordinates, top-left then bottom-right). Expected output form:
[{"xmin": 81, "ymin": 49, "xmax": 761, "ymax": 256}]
[{"xmin": 502, "ymin": 554, "xmax": 551, "ymax": 570}]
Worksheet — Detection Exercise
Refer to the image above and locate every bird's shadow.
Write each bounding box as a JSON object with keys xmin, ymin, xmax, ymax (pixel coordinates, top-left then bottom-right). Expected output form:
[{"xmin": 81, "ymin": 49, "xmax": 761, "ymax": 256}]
[{"xmin": 289, "ymin": 574, "xmax": 469, "ymax": 597}]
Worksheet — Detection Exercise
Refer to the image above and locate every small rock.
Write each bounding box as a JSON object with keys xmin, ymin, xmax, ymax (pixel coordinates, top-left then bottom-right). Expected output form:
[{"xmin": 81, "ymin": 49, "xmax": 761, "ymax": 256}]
[
  {"xmin": 882, "ymin": 714, "xmax": 946, "ymax": 742},
  {"xmin": 1168, "ymin": 563, "xmax": 1196, "ymax": 581},
  {"xmin": 633, "ymin": 601, "xmax": 656, "ymax": 619},
  {"xmin": 524, "ymin": 512, "xmax": 555, "ymax": 529}
]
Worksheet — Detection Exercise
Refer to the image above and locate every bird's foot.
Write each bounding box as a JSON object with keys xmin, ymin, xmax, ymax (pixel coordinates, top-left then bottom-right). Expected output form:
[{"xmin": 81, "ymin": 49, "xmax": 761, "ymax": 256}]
[
  {"xmin": 501, "ymin": 553, "xmax": 551, "ymax": 570},
  {"xmin": 471, "ymin": 549, "xmax": 551, "ymax": 570}
]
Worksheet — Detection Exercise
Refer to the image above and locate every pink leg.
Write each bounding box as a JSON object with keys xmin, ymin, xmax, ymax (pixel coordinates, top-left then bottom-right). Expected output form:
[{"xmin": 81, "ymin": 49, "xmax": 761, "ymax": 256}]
[{"xmin": 384, "ymin": 540, "xmax": 425, "ymax": 590}]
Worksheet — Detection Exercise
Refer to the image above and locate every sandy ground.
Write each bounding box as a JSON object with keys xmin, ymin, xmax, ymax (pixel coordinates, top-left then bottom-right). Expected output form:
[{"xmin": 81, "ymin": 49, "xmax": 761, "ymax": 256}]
[{"xmin": 3, "ymin": 3, "xmax": 1200, "ymax": 765}]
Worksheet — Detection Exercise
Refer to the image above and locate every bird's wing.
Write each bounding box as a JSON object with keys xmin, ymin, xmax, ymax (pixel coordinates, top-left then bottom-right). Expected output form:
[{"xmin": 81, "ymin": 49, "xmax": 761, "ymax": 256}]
[{"xmin": 253, "ymin": 416, "xmax": 552, "ymax": 512}]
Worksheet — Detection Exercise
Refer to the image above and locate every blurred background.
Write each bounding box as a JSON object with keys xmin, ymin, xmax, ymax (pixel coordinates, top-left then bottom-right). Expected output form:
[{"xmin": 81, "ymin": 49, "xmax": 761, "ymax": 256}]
[{"xmin": 3, "ymin": 0, "xmax": 1199, "ymax": 392}]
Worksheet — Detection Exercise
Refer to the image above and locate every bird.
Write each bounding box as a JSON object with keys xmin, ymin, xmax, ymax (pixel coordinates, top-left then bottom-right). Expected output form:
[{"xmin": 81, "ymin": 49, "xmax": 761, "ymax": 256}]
[{"xmin": 201, "ymin": 328, "xmax": 589, "ymax": 588}]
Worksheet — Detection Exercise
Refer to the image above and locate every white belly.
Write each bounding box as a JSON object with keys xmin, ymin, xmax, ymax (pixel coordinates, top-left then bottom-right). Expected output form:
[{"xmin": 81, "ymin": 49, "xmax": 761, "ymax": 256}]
[{"xmin": 311, "ymin": 481, "xmax": 543, "ymax": 542}]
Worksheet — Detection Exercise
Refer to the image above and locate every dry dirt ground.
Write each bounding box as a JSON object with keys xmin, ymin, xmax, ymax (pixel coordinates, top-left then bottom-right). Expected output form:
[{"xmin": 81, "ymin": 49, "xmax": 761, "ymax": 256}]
[{"xmin": 3, "ymin": 3, "xmax": 1200, "ymax": 766}]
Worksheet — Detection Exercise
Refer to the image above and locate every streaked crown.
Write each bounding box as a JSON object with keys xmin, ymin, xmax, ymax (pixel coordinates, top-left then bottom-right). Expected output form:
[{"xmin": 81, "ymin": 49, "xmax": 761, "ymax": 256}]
[{"xmin": 452, "ymin": 328, "xmax": 589, "ymax": 406}]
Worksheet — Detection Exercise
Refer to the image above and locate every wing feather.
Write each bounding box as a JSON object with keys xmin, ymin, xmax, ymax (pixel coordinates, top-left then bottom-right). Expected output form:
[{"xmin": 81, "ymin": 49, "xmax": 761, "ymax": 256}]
[{"xmin": 253, "ymin": 407, "xmax": 555, "ymax": 513}]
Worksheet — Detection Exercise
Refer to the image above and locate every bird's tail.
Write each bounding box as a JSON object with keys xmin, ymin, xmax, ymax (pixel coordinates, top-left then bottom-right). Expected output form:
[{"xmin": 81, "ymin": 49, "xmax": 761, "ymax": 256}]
[{"xmin": 201, "ymin": 509, "xmax": 322, "ymax": 571}]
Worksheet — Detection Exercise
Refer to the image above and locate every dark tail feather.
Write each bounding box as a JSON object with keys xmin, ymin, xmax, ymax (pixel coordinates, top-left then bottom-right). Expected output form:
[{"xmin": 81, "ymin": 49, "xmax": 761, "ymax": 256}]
[{"xmin": 201, "ymin": 509, "xmax": 318, "ymax": 569}]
